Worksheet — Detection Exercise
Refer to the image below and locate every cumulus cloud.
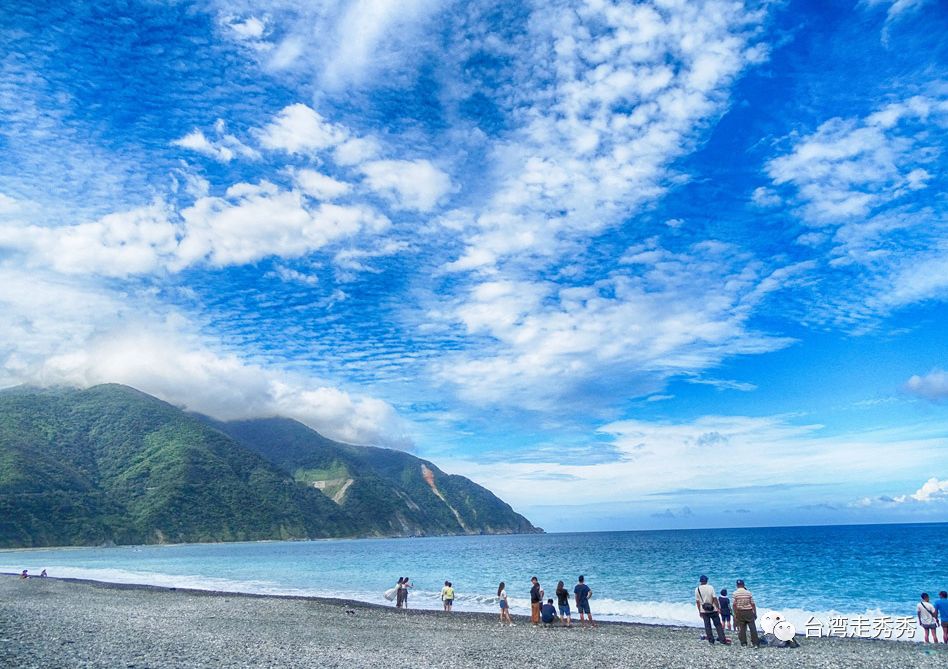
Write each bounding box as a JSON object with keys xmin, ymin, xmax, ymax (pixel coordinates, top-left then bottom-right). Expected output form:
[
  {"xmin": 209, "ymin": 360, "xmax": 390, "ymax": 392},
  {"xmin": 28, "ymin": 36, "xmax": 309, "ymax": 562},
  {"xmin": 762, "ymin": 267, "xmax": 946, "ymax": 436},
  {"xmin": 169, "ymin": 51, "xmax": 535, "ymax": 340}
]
[
  {"xmin": 290, "ymin": 168, "xmax": 352, "ymax": 200},
  {"xmin": 905, "ymin": 368, "xmax": 948, "ymax": 401},
  {"xmin": 0, "ymin": 203, "xmax": 179, "ymax": 277},
  {"xmin": 256, "ymin": 103, "xmax": 349, "ymax": 154},
  {"xmin": 361, "ymin": 159, "xmax": 454, "ymax": 212},
  {"xmin": 0, "ymin": 182, "xmax": 391, "ymax": 275},
  {"xmin": 856, "ymin": 476, "xmax": 948, "ymax": 506},
  {"xmin": 177, "ymin": 181, "xmax": 390, "ymax": 267},
  {"xmin": 900, "ymin": 477, "xmax": 948, "ymax": 502}
]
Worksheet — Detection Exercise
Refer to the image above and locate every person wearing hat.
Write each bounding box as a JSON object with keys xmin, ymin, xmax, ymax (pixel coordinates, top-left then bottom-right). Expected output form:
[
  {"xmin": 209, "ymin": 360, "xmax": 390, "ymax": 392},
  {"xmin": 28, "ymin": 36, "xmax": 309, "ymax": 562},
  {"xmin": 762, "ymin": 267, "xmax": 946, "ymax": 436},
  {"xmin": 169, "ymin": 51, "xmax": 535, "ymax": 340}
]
[
  {"xmin": 732, "ymin": 579, "xmax": 760, "ymax": 648},
  {"xmin": 694, "ymin": 575, "xmax": 728, "ymax": 645}
]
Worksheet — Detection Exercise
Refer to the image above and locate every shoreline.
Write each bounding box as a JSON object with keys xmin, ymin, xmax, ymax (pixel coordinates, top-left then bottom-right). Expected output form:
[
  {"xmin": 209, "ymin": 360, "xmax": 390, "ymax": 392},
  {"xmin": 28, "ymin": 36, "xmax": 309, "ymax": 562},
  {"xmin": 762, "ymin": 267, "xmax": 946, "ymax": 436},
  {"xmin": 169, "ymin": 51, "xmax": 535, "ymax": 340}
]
[{"xmin": 3, "ymin": 575, "xmax": 946, "ymax": 669}]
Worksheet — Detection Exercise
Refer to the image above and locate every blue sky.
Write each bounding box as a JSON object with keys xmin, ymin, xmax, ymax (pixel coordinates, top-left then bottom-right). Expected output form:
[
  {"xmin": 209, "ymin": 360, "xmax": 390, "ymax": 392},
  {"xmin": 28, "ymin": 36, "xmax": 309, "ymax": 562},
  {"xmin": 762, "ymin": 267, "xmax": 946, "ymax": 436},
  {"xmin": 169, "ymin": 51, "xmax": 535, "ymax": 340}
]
[{"xmin": 1, "ymin": 0, "xmax": 947, "ymax": 531}]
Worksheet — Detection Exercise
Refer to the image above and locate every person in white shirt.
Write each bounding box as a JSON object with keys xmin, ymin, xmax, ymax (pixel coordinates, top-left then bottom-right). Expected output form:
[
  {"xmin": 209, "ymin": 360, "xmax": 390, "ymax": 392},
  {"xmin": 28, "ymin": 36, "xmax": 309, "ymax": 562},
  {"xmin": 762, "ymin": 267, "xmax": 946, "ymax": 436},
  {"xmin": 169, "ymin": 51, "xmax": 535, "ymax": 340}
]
[
  {"xmin": 918, "ymin": 592, "xmax": 939, "ymax": 643},
  {"xmin": 694, "ymin": 575, "xmax": 728, "ymax": 645},
  {"xmin": 497, "ymin": 581, "xmax": 513, "ymax": 625}
]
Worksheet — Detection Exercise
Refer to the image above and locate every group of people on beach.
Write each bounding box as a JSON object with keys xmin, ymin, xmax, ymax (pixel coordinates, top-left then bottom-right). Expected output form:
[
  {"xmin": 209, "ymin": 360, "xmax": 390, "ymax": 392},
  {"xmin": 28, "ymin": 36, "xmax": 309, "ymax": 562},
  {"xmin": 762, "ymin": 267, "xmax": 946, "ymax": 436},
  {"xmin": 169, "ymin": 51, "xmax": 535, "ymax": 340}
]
[
  {"xmin": 917, "ymin": 591, "xmax": 948, "ymax": 643},
  {"xmin": 394, "ymin": 574, "xmax": 596, "ymax": 629},
  {"xmin": 694, "ymin": 575, "xmax": 764, "ymax": 648},
  {"xmin": 520, "ymin": 575, "xmax": 596, "ymax": 628},
  {"xmin": 19, "ymin": 569, "xmax": 47, "ymax": 579}
]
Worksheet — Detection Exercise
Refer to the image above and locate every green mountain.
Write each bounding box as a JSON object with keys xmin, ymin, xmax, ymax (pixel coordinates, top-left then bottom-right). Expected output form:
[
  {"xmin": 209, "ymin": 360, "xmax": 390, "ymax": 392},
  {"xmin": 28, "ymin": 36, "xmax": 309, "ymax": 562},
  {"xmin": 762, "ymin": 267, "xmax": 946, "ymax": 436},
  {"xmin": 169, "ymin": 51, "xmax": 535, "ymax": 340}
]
[
  {"xmin": 208, "ymin": 416, "xmax": 539, "ymax": 537},
  {"xmin": 0, "ymin": 384, "xmax": 538, "ymax": 548}
]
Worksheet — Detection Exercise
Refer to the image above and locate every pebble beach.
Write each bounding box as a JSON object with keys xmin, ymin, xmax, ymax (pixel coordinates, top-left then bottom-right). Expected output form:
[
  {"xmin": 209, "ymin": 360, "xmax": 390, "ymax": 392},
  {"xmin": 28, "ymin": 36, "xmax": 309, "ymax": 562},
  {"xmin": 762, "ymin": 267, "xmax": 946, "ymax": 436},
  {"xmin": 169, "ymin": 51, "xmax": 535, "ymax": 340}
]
[{"xmin": 1, "ymin": 575, "xmax": 945, "ymax": 668}]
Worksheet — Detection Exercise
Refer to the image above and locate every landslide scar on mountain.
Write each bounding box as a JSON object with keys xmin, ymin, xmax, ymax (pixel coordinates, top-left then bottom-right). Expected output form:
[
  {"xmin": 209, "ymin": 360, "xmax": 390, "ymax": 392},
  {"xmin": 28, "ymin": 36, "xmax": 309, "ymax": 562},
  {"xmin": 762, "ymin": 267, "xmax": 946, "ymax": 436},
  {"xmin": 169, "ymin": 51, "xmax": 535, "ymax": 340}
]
[{"xmin": 421, "ymin": 464, "xmax": 469, "ymax": 531}]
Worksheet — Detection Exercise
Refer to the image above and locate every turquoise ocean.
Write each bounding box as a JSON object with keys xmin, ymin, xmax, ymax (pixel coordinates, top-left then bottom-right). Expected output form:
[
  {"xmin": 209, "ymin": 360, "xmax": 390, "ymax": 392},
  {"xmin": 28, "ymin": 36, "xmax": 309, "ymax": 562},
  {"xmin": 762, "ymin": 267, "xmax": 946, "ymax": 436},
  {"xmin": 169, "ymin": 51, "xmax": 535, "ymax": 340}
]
[{"xmin": 4, "ymin": 523, "xmax": 947, "ymax": 641}]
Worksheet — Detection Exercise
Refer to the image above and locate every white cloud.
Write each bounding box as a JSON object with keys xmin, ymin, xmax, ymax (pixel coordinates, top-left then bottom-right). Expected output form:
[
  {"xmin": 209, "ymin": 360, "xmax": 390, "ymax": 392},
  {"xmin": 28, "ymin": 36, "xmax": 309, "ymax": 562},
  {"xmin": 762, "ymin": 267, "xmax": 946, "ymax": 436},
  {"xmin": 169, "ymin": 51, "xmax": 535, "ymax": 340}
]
[
  {"xmin": 256, "ymin": 103, "xmax": 349, "ymax": 154},
  {"xmin": 751, "ymin": 186, "xmax": 781, "ymax": 207},
  {"xmin": 228, "ymin": 15, "xmax": 266, "ymax": 40},
  {"xmin": 866, "ymin": 0, "xmax": 930, "ymax": 19},
  {"xmin": 361, "ymin": 159, "xmax": 454, "ymax": 212},
  {"xmin": 440, "ymin": 414, "xmax": 948, "ymax": 509},
  {"xmin": 859, "ymin": 477, "xmax": 948, "ymax": 506},
  {"xmin": 684, "ymin": 377, "xmax": 757, "ymax": 392},
  {"xmin": 322, "ymin": 0, "xmax": 444, "ymax": 88},
  {"xmin": 290, "ymin": 168, "xmax": 352, "ymax": 200},
  {"xmin": 0, "ymin": 203, "xmax": 179, "ymax": 277},
  {"xmin": 333, "ymin": 137, "xmax": 381, "ymax": 166},
  {"xmin": 444, "ymin": 0, "xmax": 766, "ymax": 271},
  {"xmin": 1, "ymin": 181, "xmax": 391, "ymax": 275},
  {"xmin": 764, "ymin": 94, "xmax": 948, "ymax": 319},
  {"xmin": 0, "ymin": 193, "xmax": 27, "ymax": 215},
  {"xmin": 40, "ymin": 327, "xmax": 410, "ymax": 449},
  {"xmin": 435, "ymin": 242, "xmax": 802, "ymax": 409},
  {"xmin": 901, "ymin": 477, "xmax": 948, "ymax": 502},
  {"xmin": 766, "ymin": 96, "xmax": 945, "ymax": 226},
  {"xmin": 267, "ymin": 264, "xmax": 319, "ymax": 286},
  {"xmin": 176, "ymin": 181, "xmax": 390, "ymax": 267},
  {"xmin": 172, "ymin": 121, "xmax": 259, "ymax": 162},
  {"xmin": 0, "ymin": 288, "xmax": 409, "ymax": 449},
  {"xmin": 905, "ymin": 368, "xmax": 948, "ymax": 401}
]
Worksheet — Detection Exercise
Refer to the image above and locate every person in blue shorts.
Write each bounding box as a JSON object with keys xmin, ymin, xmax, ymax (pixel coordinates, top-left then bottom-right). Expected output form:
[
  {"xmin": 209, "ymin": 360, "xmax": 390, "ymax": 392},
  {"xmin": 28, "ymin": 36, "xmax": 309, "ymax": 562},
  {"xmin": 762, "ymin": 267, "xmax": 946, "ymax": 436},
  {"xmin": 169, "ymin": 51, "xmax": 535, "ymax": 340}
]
[
  {"xmin": 719, "ymin": 588, "xmax": 733, "ymax": 630},
  {"xmin": 934, "ymin": 591, "xmax": 948, "ymax": 644},
  {"xmin": 574, "ymin": 575, "xmax": 595, "ymax": 627},
  {"xmin": 555, "ymin": 580, "xmax": 572, "ymax": 627},
  {"xmin": 497, "ymin": 581, "xmax": 513, "ymax": 625}
]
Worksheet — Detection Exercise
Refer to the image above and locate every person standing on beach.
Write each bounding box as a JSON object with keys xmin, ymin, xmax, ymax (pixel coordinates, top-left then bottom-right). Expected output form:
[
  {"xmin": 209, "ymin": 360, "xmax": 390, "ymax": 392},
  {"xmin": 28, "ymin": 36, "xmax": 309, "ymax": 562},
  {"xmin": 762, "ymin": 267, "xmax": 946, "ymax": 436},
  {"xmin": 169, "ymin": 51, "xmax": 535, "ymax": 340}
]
[
  {"xmin": 395, "ymin": 577, "xmax": 405, "ymax": 608},
  {"xmin": 441, "ymin": 581, "xmax": 455, "ymax": 612},
  {"xmin": 918, "ymin": 592, "xmax": 939, "ymax": 643},
  {"xmin": 732, "ymin": 579, "xmax": 760, "ymax": 648},
  {"xmin": 401, "ymin": 577, "xmax": 412, "ymax": 609},
  {"xmin": 556, "ymin": 580, "xmax": 572, "ymax": 627},
  {"xmin": 718, "ymin": 588, "xmax": 732, "ymax": 631},
  {"xmin": 933, "ymin": 591, "xmax": 948, "ymax": 643},
  {"xmin": 497, "ymin": 581, "xmax": 513, "ymax": 625},
  {"xmin": 574, "ymin": 575, "xmax": 595, "ymax": 627},
  {"xmin": 530, "ymin": 577, "xmax": 543, "ymax": 625},
  {"xmin": 694, "ymin": 575, "xmax": 727, "ymax": 645}
]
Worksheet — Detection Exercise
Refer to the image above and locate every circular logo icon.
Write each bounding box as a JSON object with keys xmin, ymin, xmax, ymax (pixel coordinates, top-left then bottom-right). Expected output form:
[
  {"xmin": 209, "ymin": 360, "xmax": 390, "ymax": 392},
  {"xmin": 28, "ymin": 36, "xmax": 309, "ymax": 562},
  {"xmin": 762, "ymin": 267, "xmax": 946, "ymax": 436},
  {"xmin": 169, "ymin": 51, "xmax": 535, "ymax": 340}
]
[
  {"xmin": 773, "ymin": 620, "xmax": 797, "ymax": 642},
  {"xmin": 761, "ymin": 612, "xmax": 782, "ymax": 635}
]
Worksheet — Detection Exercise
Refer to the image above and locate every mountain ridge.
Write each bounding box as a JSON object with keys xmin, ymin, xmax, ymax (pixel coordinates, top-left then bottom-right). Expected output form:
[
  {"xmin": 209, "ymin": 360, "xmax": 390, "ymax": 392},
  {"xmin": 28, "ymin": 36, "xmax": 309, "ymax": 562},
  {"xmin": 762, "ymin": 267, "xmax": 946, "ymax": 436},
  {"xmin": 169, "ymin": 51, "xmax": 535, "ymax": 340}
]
[{"xmin": 0, "ymin": 383, "xmax": 540, "ymax": 548}]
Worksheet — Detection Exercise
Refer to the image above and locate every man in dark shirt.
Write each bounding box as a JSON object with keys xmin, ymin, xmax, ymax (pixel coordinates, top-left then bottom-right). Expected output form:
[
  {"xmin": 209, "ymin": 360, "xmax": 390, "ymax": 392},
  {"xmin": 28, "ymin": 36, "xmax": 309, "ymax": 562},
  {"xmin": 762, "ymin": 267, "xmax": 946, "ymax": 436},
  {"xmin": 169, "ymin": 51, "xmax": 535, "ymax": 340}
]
[
  {"xmin": 541, "ymin": 598, "xmax": 558, "ymax": 626},
  {"xmin": 574, "ymin": 575, "xmax": 595, "ymax": 627},
  {"xmin": 530, "ymin": 576, "xmax": 543, "ymax": 625}
]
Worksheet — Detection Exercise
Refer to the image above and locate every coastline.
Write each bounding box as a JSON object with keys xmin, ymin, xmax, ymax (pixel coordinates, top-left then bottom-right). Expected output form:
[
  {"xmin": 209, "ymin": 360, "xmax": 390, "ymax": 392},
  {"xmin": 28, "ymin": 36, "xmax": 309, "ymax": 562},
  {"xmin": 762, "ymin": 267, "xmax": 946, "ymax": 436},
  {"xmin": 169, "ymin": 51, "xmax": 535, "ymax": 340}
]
[{"xmin": 2, "ymin": 575, "xmax": 944, "ymax": 668}]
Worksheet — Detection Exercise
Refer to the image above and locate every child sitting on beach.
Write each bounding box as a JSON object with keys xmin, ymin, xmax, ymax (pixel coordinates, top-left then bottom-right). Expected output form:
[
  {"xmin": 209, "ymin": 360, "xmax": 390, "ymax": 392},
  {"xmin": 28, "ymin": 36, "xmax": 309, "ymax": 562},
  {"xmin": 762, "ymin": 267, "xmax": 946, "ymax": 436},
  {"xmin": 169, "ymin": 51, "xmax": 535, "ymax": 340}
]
[{"xmin": 541, "ymin": 598, "xmax": 558, "ymax": 626}]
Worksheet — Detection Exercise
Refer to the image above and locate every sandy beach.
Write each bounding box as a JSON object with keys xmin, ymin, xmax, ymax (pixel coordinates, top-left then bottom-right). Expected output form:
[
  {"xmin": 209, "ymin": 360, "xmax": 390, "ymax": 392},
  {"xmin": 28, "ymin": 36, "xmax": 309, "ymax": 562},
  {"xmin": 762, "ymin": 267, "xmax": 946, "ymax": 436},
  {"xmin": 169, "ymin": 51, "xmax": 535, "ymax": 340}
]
[{"xmin": 1, "ymin": 575, "xmax": 945, "ymax": 668}]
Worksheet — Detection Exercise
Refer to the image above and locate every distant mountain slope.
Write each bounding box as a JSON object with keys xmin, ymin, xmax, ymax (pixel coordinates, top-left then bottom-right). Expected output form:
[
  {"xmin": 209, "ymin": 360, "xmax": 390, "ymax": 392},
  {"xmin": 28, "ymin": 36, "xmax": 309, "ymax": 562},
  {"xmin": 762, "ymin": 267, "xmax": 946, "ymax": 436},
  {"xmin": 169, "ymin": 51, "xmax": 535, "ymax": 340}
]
[
  {"xmin": 0, "ymin": 385, "xmax": 354, "ymax": 547},
  {"xmin": 0, "ymin": 384, "xmax": 539, "ymax": 548},
  {"xmin": 207, "ymin": 417, "xmax": 540, "ymax": 537}
]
